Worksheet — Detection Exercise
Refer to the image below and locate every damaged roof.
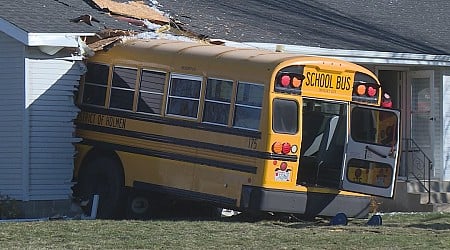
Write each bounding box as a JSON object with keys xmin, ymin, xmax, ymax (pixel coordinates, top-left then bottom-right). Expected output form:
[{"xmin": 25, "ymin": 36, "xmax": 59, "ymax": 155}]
[
  {"xmin": 0, "ymin": 0, "xmax": 144, "ymax": 34},
  {"xmin": 155, "ymin": 0, "xmax": 450, "ymax": 55}
]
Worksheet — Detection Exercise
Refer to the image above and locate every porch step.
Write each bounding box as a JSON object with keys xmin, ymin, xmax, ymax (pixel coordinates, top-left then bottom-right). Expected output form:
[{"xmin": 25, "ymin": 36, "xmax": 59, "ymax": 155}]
[
  {"xmin": 375, "ymin": 180, "xmax": 450, "ymax": 213},
  {"xmin": 406, "ymin": 180, "xmax": 450, "ymax": 193},
  {"xmin": 417, "ymin": 192, "xmax": 450, "ymax": 204}
]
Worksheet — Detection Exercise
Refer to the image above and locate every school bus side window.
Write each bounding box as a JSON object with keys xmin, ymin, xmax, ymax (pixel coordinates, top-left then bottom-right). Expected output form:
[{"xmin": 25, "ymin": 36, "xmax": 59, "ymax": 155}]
[
  {"xmin": 137, "ymin": 70, "xmax": 166, "ymax": 115},
  {"xmin": 233, "ymin": 82, "xmax": 263, "ymax": 130},
  {"xmin": 166, "ymin": 74, "xmax": 202, "ymax": 118},
  {"xmin": 203, "ymin": 78, "xmax": 233, "ymax": 125},
  {"xmin": 110, "ymin": 66, "xmax": 137, "ymax": 111},
  {"xmin": 82, "ymin": 63, "xmax": 109, "ymax": 106}
]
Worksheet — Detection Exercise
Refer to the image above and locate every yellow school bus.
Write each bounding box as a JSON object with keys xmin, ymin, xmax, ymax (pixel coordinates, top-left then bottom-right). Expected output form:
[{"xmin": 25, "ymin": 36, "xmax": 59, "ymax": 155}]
[{"xmin": 73, "ymin": 39, "xmax": 400, "ymax": 219}]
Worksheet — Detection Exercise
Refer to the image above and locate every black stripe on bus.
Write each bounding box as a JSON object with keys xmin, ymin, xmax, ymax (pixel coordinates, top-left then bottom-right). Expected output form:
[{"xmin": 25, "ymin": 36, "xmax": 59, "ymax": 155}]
[
  {"xmin": 81, "ymin": 139, "xmax": 258, "ymax": 174},
  {"xmin": 77, "ymin": 123, "xmax": 298, "ymax": 162},
  {"xmin": 133, "ymin": 181, "xmax": 237, "ymax": 207},
  {"xmin": 80, "ymin": 105, "xmax": 262, "ymax": 139}
]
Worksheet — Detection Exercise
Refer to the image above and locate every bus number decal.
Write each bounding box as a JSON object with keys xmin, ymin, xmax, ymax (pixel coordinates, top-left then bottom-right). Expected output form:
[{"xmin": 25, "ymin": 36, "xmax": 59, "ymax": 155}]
[{"xmin": 248, "ymin": 138, "xmax": 258, "ymax": 149}]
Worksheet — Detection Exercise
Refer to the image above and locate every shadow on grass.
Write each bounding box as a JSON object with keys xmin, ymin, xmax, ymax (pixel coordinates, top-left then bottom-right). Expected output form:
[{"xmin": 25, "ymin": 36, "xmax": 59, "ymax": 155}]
[{"xmin": 405, "ymin": 223, "xmax": 450, "ymax": 230}]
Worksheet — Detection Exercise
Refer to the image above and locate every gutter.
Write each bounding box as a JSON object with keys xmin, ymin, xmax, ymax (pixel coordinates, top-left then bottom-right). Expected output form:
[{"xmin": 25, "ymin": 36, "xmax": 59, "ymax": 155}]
[{"xmin": 238, "ymin": 42, "xmax": 450, "ymax": 67}]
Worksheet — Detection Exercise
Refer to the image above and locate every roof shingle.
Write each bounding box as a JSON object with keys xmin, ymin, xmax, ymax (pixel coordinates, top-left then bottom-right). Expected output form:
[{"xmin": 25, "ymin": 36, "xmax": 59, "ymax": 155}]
[
  {"xmin": 156, "ymin": 0, "xmax": 450, "ymax": 54},
  {"xmin": 0, "ymin": 0, "xmax": 135, "ymax": 34}
]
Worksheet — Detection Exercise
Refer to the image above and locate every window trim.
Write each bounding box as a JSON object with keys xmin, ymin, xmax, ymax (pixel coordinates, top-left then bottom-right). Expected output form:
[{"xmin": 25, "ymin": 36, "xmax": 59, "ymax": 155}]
[
  {"xmin": 232, "ymin": 81, "xmax": 264, "ymax": 131},
  {"xmin": 272, "ymin": 98, "xmax": 299, "ymax": 134},
  {"xmin": 109, "ymin": 66, "xmax": 138, "ymax": 112},
  {"xmin": 202, "ymin": 77, "xmax": 234, "ymax": 126},
  {"xmin": 136, "ymin": 68, "xmax": 167, "ymax": 116},
  {"xmin": 165, "ymin": 73, "xmax": 203, "ymax": 119},
  {"xmin": 81, "ymin": 62, "xmax": 110, "ymax": 108}
]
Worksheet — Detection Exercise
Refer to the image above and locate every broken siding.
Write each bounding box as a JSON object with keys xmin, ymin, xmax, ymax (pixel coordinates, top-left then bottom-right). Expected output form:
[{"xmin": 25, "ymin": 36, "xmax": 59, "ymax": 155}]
[
  {"xmin": 26, "ymin": 57, "xmax": 82, "ymax": 200},
  {"xmin": 0, "ymin": 32, "xmax": 25, "ymax": 198}
]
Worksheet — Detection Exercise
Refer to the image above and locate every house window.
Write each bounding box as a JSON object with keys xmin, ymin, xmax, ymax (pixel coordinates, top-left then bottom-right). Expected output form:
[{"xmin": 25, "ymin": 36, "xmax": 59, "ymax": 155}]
[
  {"xmin": 82, "ymin": 63, "xmax": 109, "ymax": 106},
  {"xmin": 233, "ymin": 82, "xmax": 264, "ymax": 130},
  {"xmin": 110, "ymin": 66, "xmax": 137, "ymax": 111},
  {"xmin": 203, "ymin": 78, "xmax": 233, "ymax": 125},
  {"xmin": 137, "ymin": 70, "xmax": 166, "ymax": 115},
  {"xmin": 166, "ymin": 74, "xmax": 202, "ymax": 119}
]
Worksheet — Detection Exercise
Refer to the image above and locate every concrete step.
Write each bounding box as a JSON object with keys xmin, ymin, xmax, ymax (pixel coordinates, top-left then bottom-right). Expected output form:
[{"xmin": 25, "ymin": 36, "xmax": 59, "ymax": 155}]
[
  {"xmin": 373, "ymin": 180, "xmax": 450, "ymax": 213},
  {"xmin": 432, "ymin": 203, "xmax": 450, "ymax": 212},
  {"xmin": 406, "ymin": 180, "xmax": 450, "ymax": 193},
  {"xmin": 417, "ymin": 192, "xmax": 450, "ymax": 204}
]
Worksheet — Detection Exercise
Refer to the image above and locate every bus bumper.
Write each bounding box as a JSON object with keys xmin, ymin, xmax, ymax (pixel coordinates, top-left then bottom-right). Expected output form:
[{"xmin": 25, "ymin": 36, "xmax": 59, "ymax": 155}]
[{"xmin": 240, "ymin": 185, "xmax": 370, "ymax": 218}]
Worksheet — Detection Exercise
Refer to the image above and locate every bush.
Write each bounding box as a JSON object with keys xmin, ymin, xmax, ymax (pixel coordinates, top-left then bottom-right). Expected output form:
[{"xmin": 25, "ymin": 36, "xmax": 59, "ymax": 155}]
[{"xmin": 0, "ymin": 193, "xmax": 21, "ymax": 219}]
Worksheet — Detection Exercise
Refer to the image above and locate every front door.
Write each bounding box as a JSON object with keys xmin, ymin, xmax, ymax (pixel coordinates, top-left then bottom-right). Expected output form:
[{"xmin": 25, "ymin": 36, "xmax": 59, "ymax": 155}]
[{"xmin": 342, "ymin": 105, "xmax": 400, "ymax": 198}]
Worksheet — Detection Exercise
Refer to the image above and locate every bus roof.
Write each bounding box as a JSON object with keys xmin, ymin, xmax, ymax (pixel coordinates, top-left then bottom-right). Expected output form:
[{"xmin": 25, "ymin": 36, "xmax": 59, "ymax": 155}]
[{"xmin": 91, "ymin": 38, "xmax": 378, "ymax": 84}]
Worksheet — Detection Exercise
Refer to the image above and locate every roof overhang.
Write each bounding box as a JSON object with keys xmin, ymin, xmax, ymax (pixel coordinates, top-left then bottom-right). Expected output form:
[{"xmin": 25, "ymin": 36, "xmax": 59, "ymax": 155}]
[
  {"xmin": 240, "ymin": 42, "xmax": 450, "ymax": 67},
  {"xmin": 0, "ymin": 17, "xmax": 95, "ymax": 47}
]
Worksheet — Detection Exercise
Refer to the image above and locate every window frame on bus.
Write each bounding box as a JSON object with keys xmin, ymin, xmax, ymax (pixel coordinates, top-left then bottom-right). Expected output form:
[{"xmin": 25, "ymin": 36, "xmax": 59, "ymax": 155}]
[
  {"xmin": 136, "ymin": 69, "xmax": 167, "ymax": 116},
  {"xmin": 165, "ymin": 73, "xmax": 203, "ymax": 120},
  {"xmin": 109, "ymin": 65, "xmax": 139, "ymax": 112},
  {"xmin": 272, "ymin": 98, "xmax": 299, "ymax": 134},
  {"xmin": 81, "ymin": 62, "xmax": 110, "ymax": 107},
  {"xmin": 232, "ymin": 81, "xmax": 264, "ymax": 131},
  {"xmin": 202, "ymin": 77, "xmax": 234, "ymax": 127}
]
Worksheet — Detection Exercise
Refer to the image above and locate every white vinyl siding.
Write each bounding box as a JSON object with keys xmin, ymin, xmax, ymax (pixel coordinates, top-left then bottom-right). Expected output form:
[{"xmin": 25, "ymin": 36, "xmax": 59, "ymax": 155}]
[
  {"xmin": 432, "ymin": 70, "xmax": 442, "ymax": 179},
  {"xmin": 26, "ymin": 57, "xmax": 82, "ymax": 200},
  {"xmin": 0, "ymin": 32, "xmax": 25, "ymax": 199},
  {"xmin": 441, "ymin": 70, "xmax": 450, "ymax": 180}
]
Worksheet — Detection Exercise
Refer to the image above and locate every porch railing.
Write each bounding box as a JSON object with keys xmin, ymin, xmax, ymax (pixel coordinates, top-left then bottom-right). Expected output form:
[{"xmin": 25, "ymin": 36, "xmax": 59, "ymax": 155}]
[{"xmin": 402, "ymin": 138, "xmax": 433, "ymax": 204}]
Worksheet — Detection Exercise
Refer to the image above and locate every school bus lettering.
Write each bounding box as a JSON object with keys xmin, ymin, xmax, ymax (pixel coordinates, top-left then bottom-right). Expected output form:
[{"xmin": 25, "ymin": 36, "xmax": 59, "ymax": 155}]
[
  {"xmin": 305, "ymin": 72, "xmax": 334, "ymax": 89},
  {"xmin": 78, "ymin": 112, "xmax": 97, "ymax": 125},
  {"xmin": 336, "ymin": 75, "xmax": 351, "ymax": 90},
  {"xmin": 105, "ymin": 116, "xmax": 126, "ymax": 129},
  {"xmin": 78, "ymin": 112, "xmax": 126, "ymax": 129}
]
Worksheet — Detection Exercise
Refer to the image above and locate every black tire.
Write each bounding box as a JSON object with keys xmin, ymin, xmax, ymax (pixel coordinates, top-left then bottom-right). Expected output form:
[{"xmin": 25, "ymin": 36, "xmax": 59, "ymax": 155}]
[
  {"xmin": 77, "ymin": 156, "xmax": 124, "ymax": 219},
  {"xmin": 125, "ymin": 190, "xmax": 154, "ymax": 220}
]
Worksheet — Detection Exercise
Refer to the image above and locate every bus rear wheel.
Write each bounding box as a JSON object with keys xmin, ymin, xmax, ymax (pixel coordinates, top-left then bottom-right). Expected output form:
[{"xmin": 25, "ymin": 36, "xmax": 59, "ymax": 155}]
[{"xmin": 78, "ymin": 156, "xmax": 124, "ymax": 219}]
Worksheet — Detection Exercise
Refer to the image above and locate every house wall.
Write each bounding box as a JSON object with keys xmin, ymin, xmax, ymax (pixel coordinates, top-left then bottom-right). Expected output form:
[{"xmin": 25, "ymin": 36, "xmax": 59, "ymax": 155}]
[
  {"xmin": 0, "ymin": 32, "xmax": 25, "ymax": 199},
  {"xmin": 432, "ymin": 68, "xmax": 444, "ymax": 179},
  {"xmin": 440, "ymin": 69, "xmax": 450, "ymax": 181},
  {"xmin": 25, "ymin": 47, "xmax": 82, "ymax": 201}
]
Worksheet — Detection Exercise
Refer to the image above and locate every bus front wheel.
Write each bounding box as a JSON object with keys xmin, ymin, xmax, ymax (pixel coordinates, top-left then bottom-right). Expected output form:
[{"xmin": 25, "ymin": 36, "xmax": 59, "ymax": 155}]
[{"xmin": 78, "ymin": 156, "xmax": 124, "ymax": 219}]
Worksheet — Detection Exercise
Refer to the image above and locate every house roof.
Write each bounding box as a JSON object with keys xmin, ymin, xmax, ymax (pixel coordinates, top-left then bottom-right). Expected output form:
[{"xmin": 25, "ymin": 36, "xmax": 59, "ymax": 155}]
[
  {"xmin": 0, "ymin": 0, "xmax": 134, "ymax": 34},
  {"xmin": 155, "ymin": 0, "xmax": 450, "ymax": 55}
]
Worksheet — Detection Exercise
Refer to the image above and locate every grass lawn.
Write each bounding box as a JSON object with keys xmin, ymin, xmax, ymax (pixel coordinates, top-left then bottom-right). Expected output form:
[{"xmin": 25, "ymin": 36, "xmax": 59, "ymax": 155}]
[{"xmin": 0, "ymin": 212, "xmax": 449, "ymax": 249}]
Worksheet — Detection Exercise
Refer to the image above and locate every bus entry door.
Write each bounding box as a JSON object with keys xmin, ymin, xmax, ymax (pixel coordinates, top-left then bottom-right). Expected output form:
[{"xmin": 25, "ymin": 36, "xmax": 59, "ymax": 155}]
[{"xmin": 342, "ymin": 105, "xmax": 400, "ymax": 198}]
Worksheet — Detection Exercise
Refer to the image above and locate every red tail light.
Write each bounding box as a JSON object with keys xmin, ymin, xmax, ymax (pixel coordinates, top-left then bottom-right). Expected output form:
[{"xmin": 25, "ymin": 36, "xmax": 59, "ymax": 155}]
[{"xmin": 281, "ymin": 143, "xmax": 291, "ymax": 154}]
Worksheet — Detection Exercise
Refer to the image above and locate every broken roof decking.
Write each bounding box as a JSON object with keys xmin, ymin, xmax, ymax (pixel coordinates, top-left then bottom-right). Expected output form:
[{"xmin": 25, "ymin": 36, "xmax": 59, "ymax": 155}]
[
  {"xmin": 155, "ymin": 0, "xmax": 450, "ymax": 55},
  {"xmin": 90, "ymin": 0, "xmax": 169, "ymax": 24}
]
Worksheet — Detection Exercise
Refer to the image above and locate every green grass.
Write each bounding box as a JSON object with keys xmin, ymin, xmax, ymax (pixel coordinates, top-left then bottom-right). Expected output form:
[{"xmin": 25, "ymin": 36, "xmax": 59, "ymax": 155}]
[{"xmin": 1, "ymin": 212, "xmax": 450, "ymax": 249}]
